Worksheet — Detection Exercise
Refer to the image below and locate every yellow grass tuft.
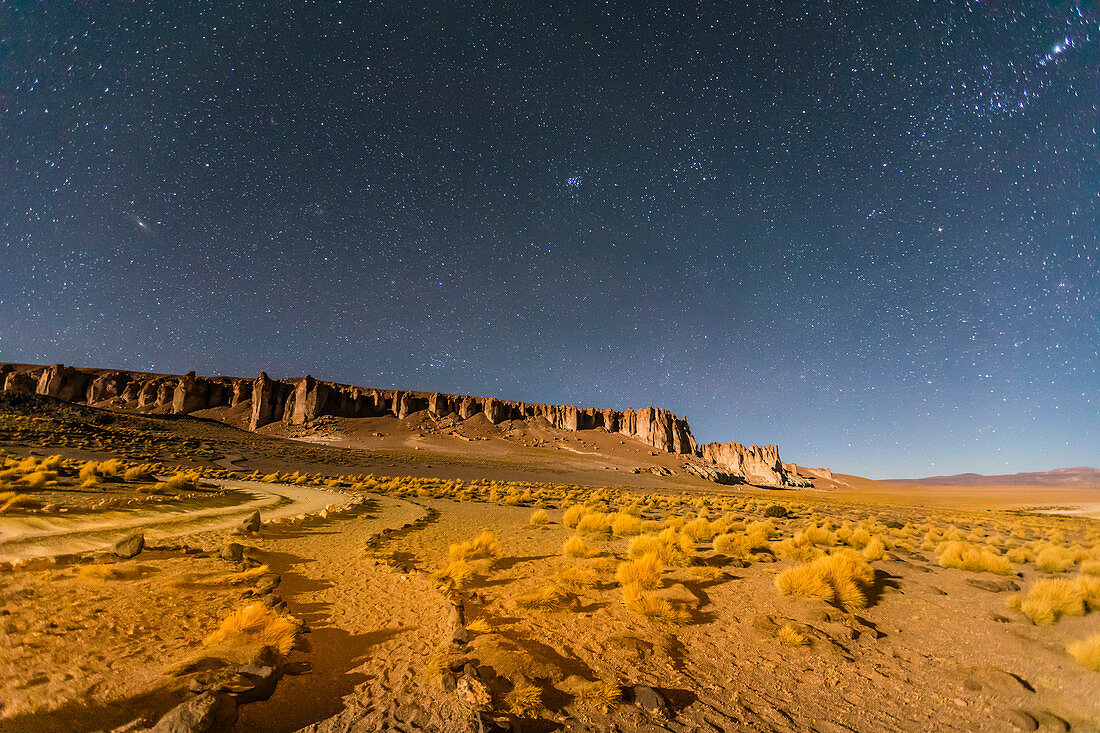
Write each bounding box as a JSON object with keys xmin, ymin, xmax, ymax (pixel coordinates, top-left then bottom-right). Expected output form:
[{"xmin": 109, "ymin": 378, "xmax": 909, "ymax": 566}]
[
  {"xmin": 616, "ymin": 552, "xmax": 664, "ymax": 589},
  {"xmin": 1011, "ymin": 575, "xmax": 1099, "ymax": 625},
  {"xmin": 226, "ymin": 564, "xmax": 270, "ymax": 585},
  {"xmin": 575, "ymin": 512, "xmax": 610, "ymax": 535},
  {"xmin": 435, "ymin": 559, "xmax": 476, "ymax": 590},
  {"xmin": 529, "ymin": 508, "xmax": 549, "ymax": 526},
  {"xmin": 1067, "ymin": 634, "xmax": 1100, "ymax": 672},
  {"xmin": 506, "ymin": 680, "xmax": 543, "ymax": 717},
  {"xmin": 515, "ymin": 585, "xmax": 568, "ymax": 612},
  {"xmin": 465, "ymin": 616, "xmax": 492, "ymax": 634},
  {"xmin": 777, "ymin": 623, "xmax": 810, "ymax": 646},
  {"xmin": 936, "ymin": 540, "xmax": 1013, "ymax": 575},
  {"xmin": 775, "ymin": 549, "xmax": 875, "ymax": 611},
  {"xmin": 563, "ymin": 504, "xmax": 588, "ymax": 528},
  {"xmin": 862, "ymin": 536, "xmax": 886, "ymax": 562},
  {"xmin": 575, "ymin": 679, "xmax": 622, "ymax": 709},
  {"xmin": 1035, "ymin": 546, "xmax": 1079, "ymax": 574},
  {"xmin": 555, "ymin": 566, "xmax": 598, "ymax": 591},
  {"xmin": 611, "ymin": 512, "xmax": 644, "ymax": 537},
  {"xmin": 621, "ymin": 583, "xmax": 691, "ymax": 625},
  {"xmin": 563, "ymin": 535, "xmax": 594, "ymax": 558},
  {"xmin": 448, "ymin": 530, "xmax": 502, "ymax": 565},
  {"xmin": 203, "ymin": 602, "xmax": 300, "ymax": 656}
]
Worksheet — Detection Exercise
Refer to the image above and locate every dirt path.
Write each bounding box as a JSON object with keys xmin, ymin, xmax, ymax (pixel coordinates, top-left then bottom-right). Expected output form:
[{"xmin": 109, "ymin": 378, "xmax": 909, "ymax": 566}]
[
  {"xmin": 0, "ymin": 480, "xmax": 349, "ymax": 562},
  {"xmin": 233, "ymin": 494, "xmax": 472, "ymax": 733}
]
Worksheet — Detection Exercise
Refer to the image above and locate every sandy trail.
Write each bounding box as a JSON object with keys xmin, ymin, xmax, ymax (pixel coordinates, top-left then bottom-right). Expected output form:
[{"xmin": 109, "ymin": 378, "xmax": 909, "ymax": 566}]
[
  {"xmin": 0, "ymin": 480, "xmax": 349, "ymax": 562},
  {"xmin": 234, "ymin": 494, "xmax": 471, "ymax": 733}
]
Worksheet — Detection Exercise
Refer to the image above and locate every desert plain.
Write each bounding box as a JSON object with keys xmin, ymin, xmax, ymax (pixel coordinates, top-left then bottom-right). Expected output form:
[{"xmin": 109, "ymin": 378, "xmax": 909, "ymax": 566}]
[{"xmin": 1, "ymin": 364, "xmax": 1098, "ymax": 733}]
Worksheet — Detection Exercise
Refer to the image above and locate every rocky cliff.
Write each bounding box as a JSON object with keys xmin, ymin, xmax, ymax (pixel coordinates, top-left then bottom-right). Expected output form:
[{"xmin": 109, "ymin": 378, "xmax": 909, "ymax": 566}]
[{"xmin": 0, "ymin": 362, "xmax": 825, "ymax": 488}]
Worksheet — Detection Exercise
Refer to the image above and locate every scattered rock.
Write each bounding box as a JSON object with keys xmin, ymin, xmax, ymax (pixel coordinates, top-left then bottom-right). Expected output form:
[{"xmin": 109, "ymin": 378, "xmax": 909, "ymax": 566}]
[
  {"xmin": 1031, "ymin": 710, "xmax": 1070, "ymax": 732},
  {"xmin": 220, "ymin": 543, "xmax": 244, "ymax": 562},
  {"xmin": 253, "ymin": 574, "xmax": 280, "ymax": 593},
  {"xmin": 441, "ymin": 672, "xmax": 457, "ymax": 692},
  {"xmin": 966, "ymin": 577, "xmax": 1020, "ymax": 593},
  {"xmin": 456, "ymin": 674, "xmax": 491, "ymax": 710},
  {"xmin": 112, "ymin": 533, "xmax": 145, "ymax": 559},
  {"xmin": 239, "ymin": 511, "xmax": 261, "ymax": 534},
  {"xmin": 150, "ymin": 691, "xmax": 238, "ymax": 733},
  {"xmin": 631, "ymin": 685, "xmax": 668, "ymax": 716},
  {"xmin": 284, "ymin": 660, "xmax": 312, "ymax": 675},
  {"xmin": 1006, "ymin": 710, "xmax": 1039, "ymax": 732}
]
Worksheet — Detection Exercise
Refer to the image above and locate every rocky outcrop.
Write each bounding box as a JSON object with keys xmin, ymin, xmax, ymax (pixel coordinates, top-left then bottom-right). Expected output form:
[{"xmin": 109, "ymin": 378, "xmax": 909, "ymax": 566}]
[
  {"xmin": 0, "ymin": 362, "xmax": 824, "ymax": 487},
  {"xmin": 87, "ymin": 371, "xmax": 131, "ymax": 403},
  {"xmin": 3, "ymin": 370, "xmax": 38, "ymax": 395},
  {"xmin": 249, "ymin": 372, "xmax": 294, "ymax": 431},
  {"xmin": 696, "ymin": 442, "xmax": 812, "ymax": 488},
  {"xmin": 36, "ymin": 364, "xmax": 95, "ymax": 402}
]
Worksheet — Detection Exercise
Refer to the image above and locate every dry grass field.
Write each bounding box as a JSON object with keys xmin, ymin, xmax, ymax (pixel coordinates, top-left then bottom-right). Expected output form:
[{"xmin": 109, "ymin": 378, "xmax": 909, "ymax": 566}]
[{"xmin": 1, "ymin": 396, "xmax": 1097, "ymax": 732}]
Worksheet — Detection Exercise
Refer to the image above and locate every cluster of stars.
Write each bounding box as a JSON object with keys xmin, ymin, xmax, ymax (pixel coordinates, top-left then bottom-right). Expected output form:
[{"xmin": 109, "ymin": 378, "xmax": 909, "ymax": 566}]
[{"xmin": 0, "ymin": 1, "xmax": 1095, "ymax": 477}]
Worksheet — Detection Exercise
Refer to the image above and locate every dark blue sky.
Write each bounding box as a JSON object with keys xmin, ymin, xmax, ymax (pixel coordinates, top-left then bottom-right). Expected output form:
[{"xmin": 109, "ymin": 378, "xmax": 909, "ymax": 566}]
[{"xmin": 1, "ymin": 1, "xmax": 1097, "ymax": 478}]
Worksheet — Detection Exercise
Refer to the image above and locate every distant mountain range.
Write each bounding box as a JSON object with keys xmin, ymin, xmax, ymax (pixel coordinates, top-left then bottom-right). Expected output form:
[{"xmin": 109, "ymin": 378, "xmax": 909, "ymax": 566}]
[{"xmin": 886, "ymin": 467, "xmax": 1100, "ymax": 488}]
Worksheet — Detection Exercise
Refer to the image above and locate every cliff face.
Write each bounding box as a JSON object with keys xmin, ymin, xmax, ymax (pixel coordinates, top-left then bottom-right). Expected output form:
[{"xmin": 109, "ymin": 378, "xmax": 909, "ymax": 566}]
[{"xmin": 0, "ymin": 362, "xmax": 822, "ymax": 488}]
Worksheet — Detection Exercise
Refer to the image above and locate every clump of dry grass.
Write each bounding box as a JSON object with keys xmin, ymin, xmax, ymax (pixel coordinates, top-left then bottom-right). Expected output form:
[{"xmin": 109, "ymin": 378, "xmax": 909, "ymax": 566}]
[
  {"xmin": 226, "ymin": 564, "xmax": 270, "ymax": 585},
  {"xmin": 611, "ymin": 512, "xmax": 644, "ymax": 537},
  {"xmin": 0, "ymin": 492, "xmax": 40, "ymax": 513},
  {"xmin": 529, "ymin": 508, "xmax": 549, "ymax": 526},
  {"xmin": 1035, "ymin": 545, "xmax": 1080, "ymax": 574},
  {"xmin": 575, "ymin": 512, "xmax": 610, "ymax": 535},
  {"xmin": 203, "ymin": 602, "xmax": 301, "ymax": 656},
  {"xmin": 448, "ymin": 530, "xmax": 502, "ymax": 565},
  {"xmin": 936, "ymin": 540, "xmax": 1013, "ymax": 575},
  {"xmin": 436, "ymin": 559, "xmax": 476, "ymax": 591},
  {"xmin": 862, "ymin": 536, "xmax": 886, "ymax": 561},
  {"xmin": 465, "ymin": 616, "xmax": 492, "ymax": 634},
  {"xmin": 575, "ymin": 679, "xmax": 621, "ymax": 709},
  {"xmin": 506, "ymin": 680, "xmax": 543, "ymax": 717},
  {"xmin": 563, "ymin": 505, "xmax": 588, "ymax": 528},
  {"xmin": 563, "ymin": 535, "xmax": 594, "ymax": 558},
  {"xmin": 621, "ymin": 583, "xmax": 691, "ymax": 625},
  {"xmin": 1067, "ymin": 634, "xmax": 1100, "ymax": 672},
  {"xmin": 616, "ymin": 553, "xmax": 664, "ymax": 590},
  {"xmin": 775, "ymin": 549, "xmax": 875, "ymax": 611},
  {"xmin": 777, "ymin": 623, "xmax": 810, "ymax": 646},
  {"xmin": 515, "ymin": 585, "xmax": 569, "ymax": 612},
  {"xmin": 1009, "ymin": 575, "xmax": 1100, "ymax": 625},
  {"xmin": 555, "ymin": 566, "xmax": 598, "ymax": 591}
]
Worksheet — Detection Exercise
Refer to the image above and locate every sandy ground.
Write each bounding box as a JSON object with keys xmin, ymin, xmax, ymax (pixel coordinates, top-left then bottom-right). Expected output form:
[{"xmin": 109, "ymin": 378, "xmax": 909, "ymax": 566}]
[
  {"xmin": 0, "ymin": 479, "xmax": 350, "ymax": 563},
  {"xmin": 2, "ymin": 403, "xmax": 1098, "ymax": 732}
]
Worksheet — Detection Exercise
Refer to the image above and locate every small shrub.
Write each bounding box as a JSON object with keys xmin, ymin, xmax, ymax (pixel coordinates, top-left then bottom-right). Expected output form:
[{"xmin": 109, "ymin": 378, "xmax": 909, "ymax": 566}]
[
  {"xmin": 616, "ymin": 553, "xmax": 663, "ymax": 590},
  {"xmin": 611, "ymin": 513, "xmax": 644, "ymax": 537},
  {"xmin": 1011, "ymin": 576, "xmax": 1098, "ymax": 625},
  {"xmin": 575, "ymin": 679, "xmax": 621, "ymax": 709},
  {"xmin": 203, "ymin": 602, "xmax": 300, "ymax": 656},
  {"xmin": 555, "ymin": 566, "xmax": 598, "ymax": 591},
  {"xmin": 448, "ymin": 530, "xmax": 502, "ymax": 565},
  {"xmin": 621, "ymin": 583, "xmax": 691, "ymax": 625},
  {"xmin": 562, "ymin": 536, "xmax": 593, "ymax": 558},
  {"xmin": 777, "ymin": 623, "xmax": 810, "ymax": 646},
  {"xmin": 1035, "ymin": 546, "xmax": 1078, "ymax": 574},
  {"xmin": 436, "ymin": 559, "xmax": 476, "ymax": 590},
  {"xmin": 515, "ymin": 585, "xmax": 568, "ymax": 612},
  {"xmin": 775, "ymin": 549, "xmax": 875, "ymax": 611},
  {"xmin": 764, "ymin": 505, "xmax": 788, "ymax": 518},
  {"xmin": 1067, "ymin": 634, "xmax": 1100, "ymax": 672},
  {"xmin": 936, "ymin": 541, "xmax": 1013, "ymax": 575},
  {"xmin": 506, "ymin": 680, "xmax": 543, "ymax": 717},
  {"xmin": 563, "ymin": 505, "xmax": 588, "ymax": 528},
  {"xmin": 575, "ymin": 512, "xmax": 610, "ymax": 535}
]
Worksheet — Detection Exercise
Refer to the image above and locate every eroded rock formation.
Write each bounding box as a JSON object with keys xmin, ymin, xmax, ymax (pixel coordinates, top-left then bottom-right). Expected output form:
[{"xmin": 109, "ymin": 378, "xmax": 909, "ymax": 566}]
[{"xmin": 0, "ymin": 362, "xmax": 825, "ymax": 487}]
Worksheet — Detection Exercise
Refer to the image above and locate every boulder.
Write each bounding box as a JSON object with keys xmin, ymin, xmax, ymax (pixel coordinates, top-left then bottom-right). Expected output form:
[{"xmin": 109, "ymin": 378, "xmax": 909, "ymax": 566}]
[
  {"xmin": 239, "ymin": 511, "xmax": 261, "ymax": 534},
  {"xmin": 112, "ymin": 533, "xmax": 145, "ymax": 559},
  {"xmin": 150, "ymin": 691, "xmax": 238, "ymax": 733}
]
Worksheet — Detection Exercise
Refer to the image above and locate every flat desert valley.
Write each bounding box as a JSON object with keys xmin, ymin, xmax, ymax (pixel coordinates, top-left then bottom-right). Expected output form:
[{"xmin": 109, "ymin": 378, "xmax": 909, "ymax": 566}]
[{"xmin": 1, "ymin": 364, "xmax": 1097, "ymax": 732}]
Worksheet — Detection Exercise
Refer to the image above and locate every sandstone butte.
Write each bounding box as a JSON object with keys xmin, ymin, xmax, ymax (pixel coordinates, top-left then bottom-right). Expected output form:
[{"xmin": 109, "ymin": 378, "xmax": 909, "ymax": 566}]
[{"xmin": 0, "ymin": 362, "xmax": 833, "ymax": 489}]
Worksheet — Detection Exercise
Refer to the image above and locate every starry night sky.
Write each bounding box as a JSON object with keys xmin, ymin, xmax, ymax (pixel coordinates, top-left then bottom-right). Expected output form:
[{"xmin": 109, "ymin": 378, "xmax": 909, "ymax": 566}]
[{"xmin": 1, "ymin": 1, "xmax": 1097, "ymax": 478}]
